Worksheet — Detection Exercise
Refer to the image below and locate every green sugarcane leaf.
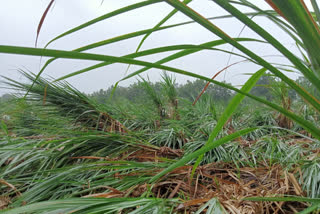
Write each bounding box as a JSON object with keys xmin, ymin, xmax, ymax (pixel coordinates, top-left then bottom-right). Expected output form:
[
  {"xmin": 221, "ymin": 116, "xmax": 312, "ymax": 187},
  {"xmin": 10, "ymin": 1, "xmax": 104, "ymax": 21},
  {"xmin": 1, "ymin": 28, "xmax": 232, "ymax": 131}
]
[{"xmin": 191, "ymin": 67, "xmax": 267, "ymax": 178}]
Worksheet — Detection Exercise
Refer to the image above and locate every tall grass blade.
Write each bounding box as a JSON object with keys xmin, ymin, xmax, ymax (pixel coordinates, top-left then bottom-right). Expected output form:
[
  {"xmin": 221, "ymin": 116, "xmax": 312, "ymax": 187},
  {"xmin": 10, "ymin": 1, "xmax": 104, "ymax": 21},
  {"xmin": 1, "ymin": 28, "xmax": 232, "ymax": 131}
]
[
  {"xmin": 135, "ymin": 0, "xmax": 193, "ymax": 53},
  {"xmin": 191, "ymin": 68, "xmax": 267, "ymax": 177},
  {"xmin": 44, "ymin": 0, "xmax": 163, "ymax": 48},
  {"xmin": 56, "ymin": 38, "xmax": 257, "ymax": 81}
]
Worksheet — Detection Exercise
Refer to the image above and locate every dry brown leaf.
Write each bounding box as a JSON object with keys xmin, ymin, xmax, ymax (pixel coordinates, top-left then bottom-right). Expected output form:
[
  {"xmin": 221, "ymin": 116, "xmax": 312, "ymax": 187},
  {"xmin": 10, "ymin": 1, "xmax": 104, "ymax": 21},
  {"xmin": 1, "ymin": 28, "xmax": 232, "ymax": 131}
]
[
  {"xmin": 83, "ymin": 192, "xmax": 122, "ymax": 198},
  {"xmin": 168, "ymin": 182, "xmax": 182, "ymax": 199},
  {"xmin": 288, "ymin": 173, "xmax": 304, "ymax": 195},
  {"xmin": 0, "ymin": 179, "xmax": 21, "ymax": 196},
  {"xmin": 177, "ymin": 198, "xmax": 210, "ymax": 210},
  {"xmin": 0, "ymin": 196, "xmax": 11, "ymax": 210}
]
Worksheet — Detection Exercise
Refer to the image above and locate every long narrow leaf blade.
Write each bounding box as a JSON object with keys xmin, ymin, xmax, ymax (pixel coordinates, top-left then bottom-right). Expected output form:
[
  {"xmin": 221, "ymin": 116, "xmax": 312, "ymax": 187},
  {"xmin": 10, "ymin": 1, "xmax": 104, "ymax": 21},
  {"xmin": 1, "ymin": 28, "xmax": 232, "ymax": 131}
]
[
  {"xmin": 44, "ymin": 0, "xmax": 163, "ymax": 48},
  {"xmin": 191, "ymin": 67, "xmax": 267, "ymax": 176}
]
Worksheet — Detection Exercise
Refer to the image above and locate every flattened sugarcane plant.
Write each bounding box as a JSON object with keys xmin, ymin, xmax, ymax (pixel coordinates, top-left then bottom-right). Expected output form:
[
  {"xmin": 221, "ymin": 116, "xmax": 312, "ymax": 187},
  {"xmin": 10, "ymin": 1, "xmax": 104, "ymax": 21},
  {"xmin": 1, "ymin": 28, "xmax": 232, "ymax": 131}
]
[{"xmin": 2, "ymin": 71, "xmax": 127, "ymax": 133}]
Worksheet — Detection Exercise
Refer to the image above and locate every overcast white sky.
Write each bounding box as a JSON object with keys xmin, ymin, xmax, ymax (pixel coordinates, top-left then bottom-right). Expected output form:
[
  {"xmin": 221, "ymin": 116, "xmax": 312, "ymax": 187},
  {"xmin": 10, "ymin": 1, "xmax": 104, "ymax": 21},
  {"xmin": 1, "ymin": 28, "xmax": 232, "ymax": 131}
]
[{"xmin": 0, "ymin": 0, "xmax": 312, "ymax": 95}]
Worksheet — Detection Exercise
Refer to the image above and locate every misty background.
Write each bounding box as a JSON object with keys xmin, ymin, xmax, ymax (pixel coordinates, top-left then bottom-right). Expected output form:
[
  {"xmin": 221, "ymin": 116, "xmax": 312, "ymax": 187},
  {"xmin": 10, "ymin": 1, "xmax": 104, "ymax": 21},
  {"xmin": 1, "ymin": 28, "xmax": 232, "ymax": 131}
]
[{"xmin": 0, "ymin": 0, "xmax": 309, "ymax": 96}]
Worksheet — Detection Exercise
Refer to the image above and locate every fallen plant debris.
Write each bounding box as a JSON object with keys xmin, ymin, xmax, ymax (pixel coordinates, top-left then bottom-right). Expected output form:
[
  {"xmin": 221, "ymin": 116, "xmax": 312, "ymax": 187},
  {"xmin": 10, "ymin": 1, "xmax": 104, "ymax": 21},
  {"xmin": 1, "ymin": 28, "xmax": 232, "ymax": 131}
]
[
  {"xmin": 47, "ymin": 141, "xmax": 312, "ymax": 213},
  {"xmin": 63, "ymin": 156, "xmax": 310, "ymax": 213}
]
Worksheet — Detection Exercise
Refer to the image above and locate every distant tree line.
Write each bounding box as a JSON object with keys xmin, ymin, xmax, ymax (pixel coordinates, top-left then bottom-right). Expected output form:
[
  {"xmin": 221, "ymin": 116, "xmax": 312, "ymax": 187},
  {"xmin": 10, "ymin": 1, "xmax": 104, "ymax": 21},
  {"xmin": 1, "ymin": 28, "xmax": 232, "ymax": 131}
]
[
  {"xmin": 89, "ymin": 78, "xmax": 235, "ymax": 105},
  {"xmin": 1, "ymin": 74, "xmax": 317, "ymax": 106}
]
